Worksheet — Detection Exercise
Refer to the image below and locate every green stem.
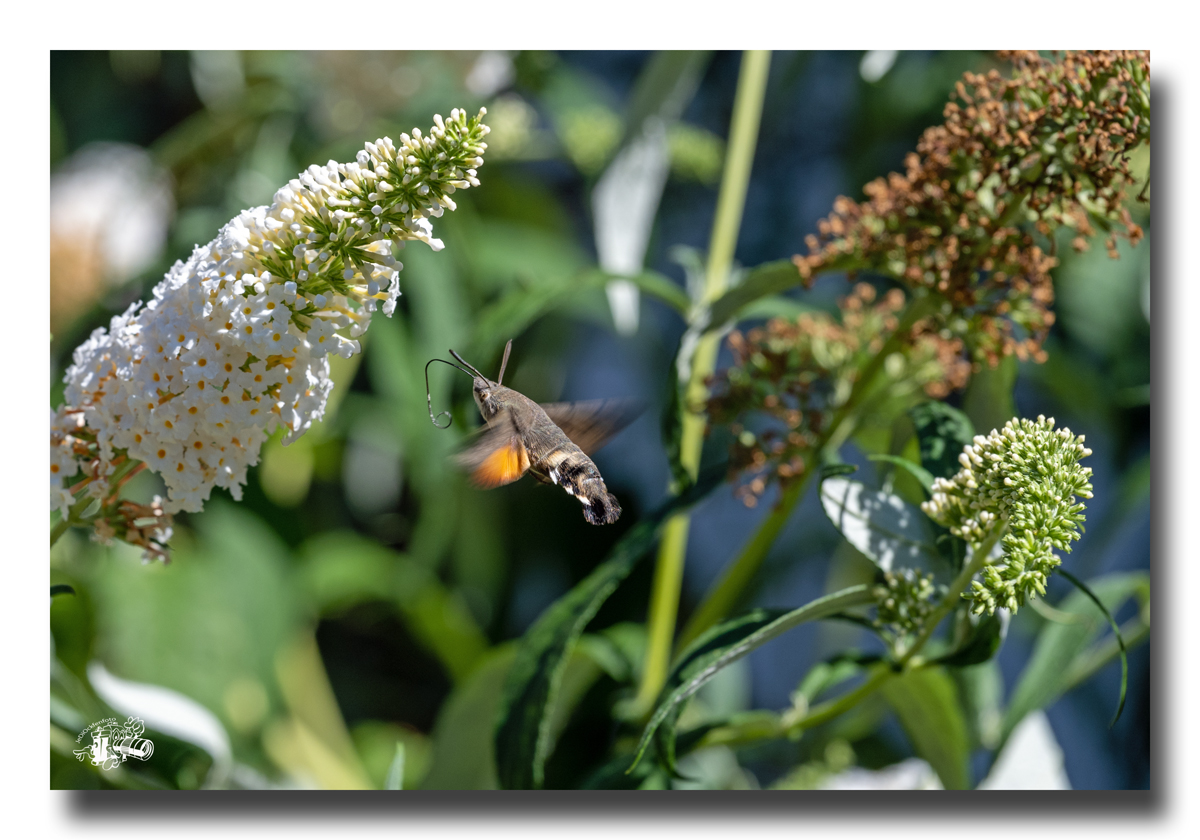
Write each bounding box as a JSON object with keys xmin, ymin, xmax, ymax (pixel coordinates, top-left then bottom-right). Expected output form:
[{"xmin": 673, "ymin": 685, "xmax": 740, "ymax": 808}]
[
  {"xmin": 785, "ymin": 664, "xmax": 895, "ymax": 734},
  {"xmin": 50, "ymin": 496, "xmax": 91, "ymax": 547},
  {"xmin": 50, "ymin": 458, "xmax": 140, "ymax": 548},
  {"xmin": 688, "ymin": 528, "xmax": 1004, "ymax": 753},
  {"xmin": 898, "ymin": 525, "xmax": 1003, "ymax": 666},
  {"xmin": 696, "ymin": 663, "xmax": 897, "ymax": 751},
  {"xmin": 677, "ymin": 292, "xmax": 939, "ymax": 650},
  {"xmin": 634, "ymin": 50, "xmax": 772, "ymax": 716}
]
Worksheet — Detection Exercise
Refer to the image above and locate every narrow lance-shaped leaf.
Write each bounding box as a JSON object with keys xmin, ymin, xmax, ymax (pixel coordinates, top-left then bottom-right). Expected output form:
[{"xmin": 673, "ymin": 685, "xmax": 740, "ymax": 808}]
[
  {"xmin": 795, "ymin": 651, "xmax": 882, "ymax": 704},
  {"xmin": 661, "ymin": 336, "xmax": 689, "ymax": 492},
  {"xmin": 422, "ymin": 646, "xmax": 515, "ymax": 790},
  {"xmin": 705, "ymin": 256, "xmax": 863, "ymax": 328},
  {"xmin": 1056, "ymin": 569, "xmax": 1129, "ymax": 727},
  {"xmin": 619, "ymin": 51, "xmax": 711, "ymax": 152},
  {"xmin": 493, "ymin": 466, "xmax": 725, "ymax": 790},
  {"xmin": 629, "ymin": 584, "xmax": 875, "ymax": 774},
  {"xmin": 1001, "ymin": 572, "xmax": 1148, "ymax": 747}
]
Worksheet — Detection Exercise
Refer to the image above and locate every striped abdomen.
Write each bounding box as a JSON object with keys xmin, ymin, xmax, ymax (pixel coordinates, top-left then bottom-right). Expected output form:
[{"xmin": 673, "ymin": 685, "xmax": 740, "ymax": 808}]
[{"xmin": 528, "ymin": 436, "xmax": 621, "ymax": 526}]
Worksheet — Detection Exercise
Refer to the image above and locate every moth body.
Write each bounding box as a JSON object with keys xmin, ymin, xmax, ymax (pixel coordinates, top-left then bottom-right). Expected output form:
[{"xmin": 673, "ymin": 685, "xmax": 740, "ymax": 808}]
[
  {"xmin": 468, "ymin": 378, "xmax": 622, "ymax": 525},
  {"xmin": 432, "ymin": 342, "xmax": 637, "ymax": 526}
]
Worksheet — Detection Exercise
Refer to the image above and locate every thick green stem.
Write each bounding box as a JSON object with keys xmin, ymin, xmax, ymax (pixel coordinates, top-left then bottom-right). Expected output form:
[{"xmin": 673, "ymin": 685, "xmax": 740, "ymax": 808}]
[
  {"xmin": 678, "ymin": 291, "xmax": 939, "ymax": 650},
  {"xmin": 634, "ymin": 50, "xmax": 771, "ymax": 715}
]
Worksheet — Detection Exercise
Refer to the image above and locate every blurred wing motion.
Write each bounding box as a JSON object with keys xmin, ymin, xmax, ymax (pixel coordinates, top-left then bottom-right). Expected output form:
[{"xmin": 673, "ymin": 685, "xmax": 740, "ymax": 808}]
[
  {"xmin": 537, "ymin": 399, "xmax": 643, "ymax": 455},
  {"xmin": 452, "ymin": 397, "xmax": 640, "ymax": 525},
  {"xmin": 455, "ymin": 411, "xmax": 531, "ymax": 488}
]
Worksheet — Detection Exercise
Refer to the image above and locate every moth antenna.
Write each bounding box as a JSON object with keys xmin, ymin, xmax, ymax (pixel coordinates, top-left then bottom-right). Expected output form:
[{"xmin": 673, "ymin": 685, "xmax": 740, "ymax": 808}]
[
  {"xmin": 448, "ymin": 349, "xmax": 490, "ymax": 382},
  {"xmin": 497, "ymin": 339, "xmax": 513, "ymax": 385},
  {"xmin": 425, "ymin": 357, "xmax": 474, "ymax": 428}
]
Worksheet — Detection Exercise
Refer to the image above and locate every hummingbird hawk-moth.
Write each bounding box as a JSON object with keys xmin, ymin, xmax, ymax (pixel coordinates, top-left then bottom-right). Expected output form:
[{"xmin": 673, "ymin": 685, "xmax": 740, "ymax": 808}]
[{"xmin": 425, "ymin": 341, "xmax": 639, "ymax": 525}]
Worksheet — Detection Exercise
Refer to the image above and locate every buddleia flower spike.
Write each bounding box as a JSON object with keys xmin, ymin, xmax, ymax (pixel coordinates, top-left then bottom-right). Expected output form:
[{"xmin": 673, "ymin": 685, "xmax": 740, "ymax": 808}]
[{"xmin": 921, "ymin": 415, "xmax": 1094, "ymax": 615}]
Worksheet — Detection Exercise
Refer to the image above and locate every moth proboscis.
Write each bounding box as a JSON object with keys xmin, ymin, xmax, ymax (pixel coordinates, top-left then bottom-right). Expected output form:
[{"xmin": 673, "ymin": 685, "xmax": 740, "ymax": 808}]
[{"xmin": 425, "ymin": 340, "xmax": 640, "ymax": 525}]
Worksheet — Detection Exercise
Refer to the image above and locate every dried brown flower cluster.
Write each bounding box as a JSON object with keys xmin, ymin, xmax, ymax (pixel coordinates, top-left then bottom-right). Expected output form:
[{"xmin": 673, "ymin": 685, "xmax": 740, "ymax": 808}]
[
  {"xmin": 92, "ymin": 498, "xmax": 174, "ymax": 564},
  {"xmin": 795, "ymin": 51, "xmax": 1150, "ymax": 366},
  {"xmin": 51, "ymin": 407, "xmax": 173, "ymax": 562},
  {"xmin": 708, "ymin": 284, "xmax": 970, "ymax": 505}
]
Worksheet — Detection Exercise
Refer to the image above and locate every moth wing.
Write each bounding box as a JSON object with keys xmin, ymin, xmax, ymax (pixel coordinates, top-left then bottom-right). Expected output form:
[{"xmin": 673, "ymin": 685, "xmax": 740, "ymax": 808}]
[
  {"xmin": 538, "ymin": 398, "xmax": 643, "ymax": 455},
  {"xmin": 454, "ymin": 411, "xmax": 531, "ymax": 488}
]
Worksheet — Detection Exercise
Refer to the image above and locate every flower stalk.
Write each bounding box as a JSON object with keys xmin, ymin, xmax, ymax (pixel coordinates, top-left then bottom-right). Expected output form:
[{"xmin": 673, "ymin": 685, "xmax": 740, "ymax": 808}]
[
  {"xmin": 634, "ymin": 50, "xmax": 771, "ymax": 716},
  {"xmin": 898, "ymin": 525, "xmax": 1003, "ymax": 666}
]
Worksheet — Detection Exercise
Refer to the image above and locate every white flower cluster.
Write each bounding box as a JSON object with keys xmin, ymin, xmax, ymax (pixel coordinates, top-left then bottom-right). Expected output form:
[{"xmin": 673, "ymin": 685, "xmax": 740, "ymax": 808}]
[
  {"xmin": 921, "ymin": 415, "xmax": 1094, "ymax": 615},
  {"xmin": 51, "ymin": 108, "xmax": 489, "ymax": 519}
]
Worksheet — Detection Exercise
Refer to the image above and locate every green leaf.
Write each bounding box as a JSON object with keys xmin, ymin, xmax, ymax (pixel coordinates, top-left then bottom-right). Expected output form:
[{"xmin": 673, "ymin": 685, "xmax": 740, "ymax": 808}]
[
  {"xmin": 819, "ymin": 462, "xmax": 859, "ymax": 481},
  {"xmin": 579, "ymin": 724, "xmax": 728, "ymax": 789},
  {"xmin": 880, "ymin": 666, "xmax": 971, "ymax": 789},
  {"xmin": 706, "ymin": 260, "xmax": 805, "ymax": 326},
  {"xmin": 630, "ymin": 585, "xmax": 875, "ymax": 774},
  {"xmin": 706, "ymin": 253, "xmax": 867, "ymax": 327},
  {"xmin": 661, "ymin": 338, "xmax": 688, "ymax": 492},
  {"xmin": 819, "ymin": 477, "xmax": 947, "ymax": 577},
  {"xmin": 385, "ymin": 742, "xmax": 406, "ymax": 791},
  {"xmin": 87, "ymin": 500, "xmax": 300, "ymax": 727},
  {"xmin": 472, "ymin": 268, "xmax": 688, "ymax": 358},
  {"xmin": 581, "ymin": 751, "xmax": 661, "ymax": 790},
  {"xmin": 962, "ymin": 355, "xmax": 1017, "ymax": 437},
  {"xmin": 953, "ymin": 660, "xmax": 1005, "ymax": 751},
  {"xmin": 422, "ymin": 646, "xmax": 515, "ymax": 789},
  {"xmin": 50, "ymin": 584, "xmax": 76, "ymax": 598},
  {"xmin": 908, "ymin": 402, "xmax": 975, "ymax": 480},
  {"xmin": 933, "ymin": 612, "xmax": 1006, "ymax": 668},
  {"xmin": 868, "ymin": 454, "xmax": 934, "ymax": 494},
  {"xmin": 493, "ymin": 467, "xmax": 725, "ymax": 790},
  {"xmin": 795, "ymin": 651, "xmax": 880, "ymax": 703},
  {"xmin": 1054, "ymin": 570, "xmax": 1129, "ymax": 727},
  {"xmin": 734, "ymin": 295, "xmax": 820, "ymax": 323},
  {"xmin": 620, "ymin": 51, "xmax": 711, "ymax": 151},
  {"xmin": 625, "ymin": 269, "xmax": 692, "ymax": 314},
  {"xmin": 299, "ymin": 532, "xmax": 488, "ymax": 683},
  {"xmin": 1001, "ymin": 572, "xmax": 1149, "ymax": 747}
]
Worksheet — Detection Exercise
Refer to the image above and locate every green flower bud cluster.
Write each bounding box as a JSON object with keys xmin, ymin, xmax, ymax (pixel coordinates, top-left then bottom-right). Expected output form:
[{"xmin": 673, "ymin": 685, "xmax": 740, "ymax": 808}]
[
  {"xmin": 921, "ymin": 415, "xmax": 1094, "ymax": 615},
  {"xmin": 874, "ymin": 569, "xmax": 940, "ymax": 638}
]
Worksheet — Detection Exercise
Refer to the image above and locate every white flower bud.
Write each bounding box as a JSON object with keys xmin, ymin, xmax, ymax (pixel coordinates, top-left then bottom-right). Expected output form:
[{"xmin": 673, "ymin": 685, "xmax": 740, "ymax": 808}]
[{"xmin": 923, "ymin": 416, "xmax": 1094, "ymax": 617}]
